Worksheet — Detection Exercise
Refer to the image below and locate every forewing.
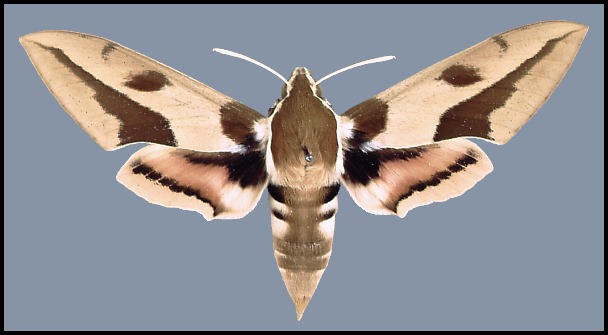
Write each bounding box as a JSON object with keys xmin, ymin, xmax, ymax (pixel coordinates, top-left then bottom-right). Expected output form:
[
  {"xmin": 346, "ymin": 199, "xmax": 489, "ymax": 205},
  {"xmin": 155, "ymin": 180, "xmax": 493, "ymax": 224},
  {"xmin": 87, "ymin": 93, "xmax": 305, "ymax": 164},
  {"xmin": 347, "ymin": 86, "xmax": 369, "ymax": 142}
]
[
  {"xmin": 20, "ymin": 30, "xmax": 264, "ymax": 152},
  {"xmin": 342, "ymin": 21, "xmax": 588, "ymax": 149}
]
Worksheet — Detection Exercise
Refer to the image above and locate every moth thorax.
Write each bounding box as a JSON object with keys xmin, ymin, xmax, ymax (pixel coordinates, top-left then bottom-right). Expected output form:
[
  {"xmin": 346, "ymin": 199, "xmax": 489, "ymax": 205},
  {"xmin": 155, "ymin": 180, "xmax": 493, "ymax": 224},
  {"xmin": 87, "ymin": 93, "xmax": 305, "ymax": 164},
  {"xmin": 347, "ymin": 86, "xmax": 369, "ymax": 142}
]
[
  {"xmin": 270, "ymin": 160, "xmax": 341, "ymax": 190},
  {"xmin": 269, "ymin": 73, "xmax": 340, "ymax": 188}
]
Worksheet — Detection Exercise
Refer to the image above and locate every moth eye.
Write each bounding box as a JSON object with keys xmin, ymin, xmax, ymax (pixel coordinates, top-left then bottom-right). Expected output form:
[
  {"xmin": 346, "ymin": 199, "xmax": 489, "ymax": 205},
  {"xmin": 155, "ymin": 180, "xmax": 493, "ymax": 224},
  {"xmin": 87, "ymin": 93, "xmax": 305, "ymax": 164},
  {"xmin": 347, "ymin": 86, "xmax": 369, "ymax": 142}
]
[
  {"xmin": 303, "ymin": 146, "xmax": 313, "ymax": 163},
  {"xmin": 315, "ymin": 84, "xmax": 322, "ymax": 97},
  {"xmin": 268, "ymin": 99, "xmax": 280, "ymax": 116},
  {"xmin": 281, "ymin": 84, "xmax": 287, "ymax": 98}
]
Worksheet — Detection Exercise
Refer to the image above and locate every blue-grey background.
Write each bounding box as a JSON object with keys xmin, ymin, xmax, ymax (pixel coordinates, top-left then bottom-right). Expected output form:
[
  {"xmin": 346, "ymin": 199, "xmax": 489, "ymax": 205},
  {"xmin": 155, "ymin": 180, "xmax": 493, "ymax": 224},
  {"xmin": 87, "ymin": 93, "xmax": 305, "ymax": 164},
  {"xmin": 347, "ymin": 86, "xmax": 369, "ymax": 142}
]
[{"xmin": 4, "ymin": 4, "xmax": 604, "ymax": 331}]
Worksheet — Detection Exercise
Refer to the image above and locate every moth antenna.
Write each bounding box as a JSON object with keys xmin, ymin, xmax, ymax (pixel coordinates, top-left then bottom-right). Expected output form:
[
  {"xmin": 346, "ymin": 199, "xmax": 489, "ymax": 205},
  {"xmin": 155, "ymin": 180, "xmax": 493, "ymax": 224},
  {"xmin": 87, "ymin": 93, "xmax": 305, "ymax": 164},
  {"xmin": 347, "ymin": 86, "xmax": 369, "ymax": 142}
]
[
  {"xmin": 316, "ymin": 55, "xmax": 396, "ymax": 85},
  {"xmin": 213, "ymin": 48, "xmax": 289, "ymax": 85}
]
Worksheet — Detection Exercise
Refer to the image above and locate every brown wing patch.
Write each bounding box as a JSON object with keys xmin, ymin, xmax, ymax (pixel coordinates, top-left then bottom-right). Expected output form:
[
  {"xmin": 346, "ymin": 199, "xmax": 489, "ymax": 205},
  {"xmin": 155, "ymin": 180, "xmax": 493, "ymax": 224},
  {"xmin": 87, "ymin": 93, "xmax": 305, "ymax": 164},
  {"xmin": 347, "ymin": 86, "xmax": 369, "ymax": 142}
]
[
  {"xmin": 220, "ymin": 101, "xmax": 264, "ymax": 145},
  {"xmin": 341, "ymin": 98, "xmax": 389, "ymax": 142},
  {"xmin": 437, "ymin": 64, "xmax": 483, "ymax": 87},
  {"xmin": 492, "ymin": 35, "xmax": 509, "ymax": 52},
  {"xmin": 124, "ymin": 70, "xmax": 171, "ymax": 92},
  {"xmin": 101, "ymin": 42, "xmax": 117, "ymax": 60}
]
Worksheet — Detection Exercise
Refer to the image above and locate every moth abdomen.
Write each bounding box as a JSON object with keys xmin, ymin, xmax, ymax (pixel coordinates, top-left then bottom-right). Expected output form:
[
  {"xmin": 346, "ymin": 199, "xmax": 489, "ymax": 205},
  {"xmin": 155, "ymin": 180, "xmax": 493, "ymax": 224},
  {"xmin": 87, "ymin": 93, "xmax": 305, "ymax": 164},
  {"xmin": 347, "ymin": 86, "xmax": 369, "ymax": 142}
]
[
  {"xmin": 273, "ymin": 238, "xmax": 332, "ymax": 271},
  {"xmin": 268, "ymin": 183, "xmax": 339, "ymax": 320},
  {"xmin": 269, "ymin": 183, "xmax": 339, "ymax": 262}
]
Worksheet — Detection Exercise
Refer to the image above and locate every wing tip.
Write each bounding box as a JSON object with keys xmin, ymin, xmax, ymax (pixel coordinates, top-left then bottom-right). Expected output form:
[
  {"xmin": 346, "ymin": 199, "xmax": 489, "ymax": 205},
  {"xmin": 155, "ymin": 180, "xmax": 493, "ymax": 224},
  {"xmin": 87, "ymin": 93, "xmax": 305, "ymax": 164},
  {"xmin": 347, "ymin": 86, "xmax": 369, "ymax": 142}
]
[
  {"xmin": 18, "ymin": 32, "xmax": 43, "ymax": 49},
  {"xmin": 18, "ymin": 30, "xmax": 54, "ymax": 45}
]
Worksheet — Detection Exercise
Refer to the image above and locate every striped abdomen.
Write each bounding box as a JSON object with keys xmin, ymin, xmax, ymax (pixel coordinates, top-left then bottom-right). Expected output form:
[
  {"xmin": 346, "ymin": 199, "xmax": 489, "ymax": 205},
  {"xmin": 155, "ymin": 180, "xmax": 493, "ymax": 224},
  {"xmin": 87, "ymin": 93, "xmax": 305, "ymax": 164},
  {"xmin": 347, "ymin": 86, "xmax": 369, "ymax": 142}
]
[{"xmin": 268, "ymin": 183, "xmax": 340, "ymax": 320}]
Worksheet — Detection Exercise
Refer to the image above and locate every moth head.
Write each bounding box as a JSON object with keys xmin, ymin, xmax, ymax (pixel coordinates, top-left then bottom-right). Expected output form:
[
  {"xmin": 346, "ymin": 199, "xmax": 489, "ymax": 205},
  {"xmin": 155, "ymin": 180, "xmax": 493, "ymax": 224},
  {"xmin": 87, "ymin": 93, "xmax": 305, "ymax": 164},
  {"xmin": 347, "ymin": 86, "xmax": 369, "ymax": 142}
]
[{"xmin": 285, "ymin": 67, "xmax": 323, "ymax": 98}]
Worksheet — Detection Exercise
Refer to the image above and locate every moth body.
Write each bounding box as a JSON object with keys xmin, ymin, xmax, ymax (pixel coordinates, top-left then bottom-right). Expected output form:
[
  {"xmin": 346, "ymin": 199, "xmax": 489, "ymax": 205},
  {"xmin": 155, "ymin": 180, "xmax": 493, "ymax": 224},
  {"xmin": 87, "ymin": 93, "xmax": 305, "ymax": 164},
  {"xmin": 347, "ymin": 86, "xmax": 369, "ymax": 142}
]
[{"xmin": 267, "ymin": 67, "xmax": 343, "ymax": 319}]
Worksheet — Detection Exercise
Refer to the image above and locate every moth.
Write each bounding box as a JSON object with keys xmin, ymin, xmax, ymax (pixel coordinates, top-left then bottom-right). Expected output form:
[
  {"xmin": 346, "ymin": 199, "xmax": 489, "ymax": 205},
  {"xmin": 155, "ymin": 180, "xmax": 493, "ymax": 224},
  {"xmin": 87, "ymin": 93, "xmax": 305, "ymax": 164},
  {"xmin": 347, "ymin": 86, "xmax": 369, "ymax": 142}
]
[{"xmin": 20, "ymin": 21, "xmax": 587, "ymax": 320}]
